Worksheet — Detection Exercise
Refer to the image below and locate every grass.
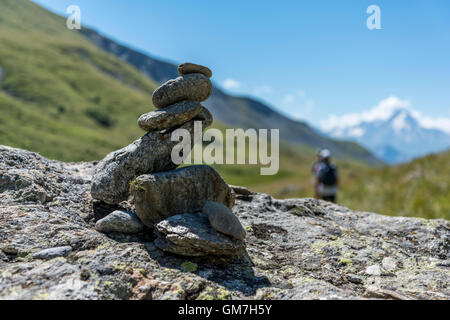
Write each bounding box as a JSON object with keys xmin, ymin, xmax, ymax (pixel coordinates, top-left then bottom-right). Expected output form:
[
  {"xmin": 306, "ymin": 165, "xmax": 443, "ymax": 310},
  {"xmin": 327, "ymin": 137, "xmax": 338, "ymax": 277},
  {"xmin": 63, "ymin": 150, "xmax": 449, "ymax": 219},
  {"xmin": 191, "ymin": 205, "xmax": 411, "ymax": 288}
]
[{"xmin": 247, "ymin": 151, "xmax": 450, "ymax": 220}]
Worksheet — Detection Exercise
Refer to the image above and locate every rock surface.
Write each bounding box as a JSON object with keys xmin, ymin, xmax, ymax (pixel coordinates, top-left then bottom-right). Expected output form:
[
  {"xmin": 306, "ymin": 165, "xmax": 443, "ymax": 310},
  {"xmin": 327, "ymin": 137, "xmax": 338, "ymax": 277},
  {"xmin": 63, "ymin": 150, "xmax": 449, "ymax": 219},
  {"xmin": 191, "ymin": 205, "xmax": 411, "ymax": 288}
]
[
  {"xmin": 91, "ymin": 113, "xmax": 211, "ymax": 204},
  {"xmin": 131, "ymin": 165, "xmax": 235, "ymax": 227},
  {"xmin": 95, "ymin": 210, "xmax": 144, "ymax": 234},
  {"xmin": 1, "ymin": 146, "xmax": 449, "ymax": 300},
  {"xmin": 152, "ymin": 74, "xmax": 213, "ymax": 109},
  {"xmin": 154, "ymin": 213, "xmax": 245, "ymax": 257},
  {"xmin": 203, "ymin": 201, "xmax": 246, "ymax": 240},
  {"xmin": 137, "ymin": 101, "xmax": 202, "ymax": 132},
  {"xmin": 178, "ymin": 63, "xmax": 213, "ymax": 78}
]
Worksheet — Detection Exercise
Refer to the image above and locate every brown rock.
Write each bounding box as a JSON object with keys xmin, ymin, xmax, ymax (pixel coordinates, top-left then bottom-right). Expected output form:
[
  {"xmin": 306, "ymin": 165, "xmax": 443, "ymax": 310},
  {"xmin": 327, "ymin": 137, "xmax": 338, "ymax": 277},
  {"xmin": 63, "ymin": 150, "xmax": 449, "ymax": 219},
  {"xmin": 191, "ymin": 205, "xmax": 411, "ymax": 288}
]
[{"xmin": 178, "ymin": 63, "xmax": 213, "ymax": 78}]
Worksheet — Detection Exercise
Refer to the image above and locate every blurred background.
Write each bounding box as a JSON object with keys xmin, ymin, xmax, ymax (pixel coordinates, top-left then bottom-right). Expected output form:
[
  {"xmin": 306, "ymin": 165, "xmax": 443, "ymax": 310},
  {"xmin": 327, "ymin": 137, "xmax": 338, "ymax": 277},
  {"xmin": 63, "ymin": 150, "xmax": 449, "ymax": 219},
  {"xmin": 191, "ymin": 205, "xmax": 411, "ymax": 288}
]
[{"xmin": 0, "ymin": 0, "xmax": 449, "ymax": 219}]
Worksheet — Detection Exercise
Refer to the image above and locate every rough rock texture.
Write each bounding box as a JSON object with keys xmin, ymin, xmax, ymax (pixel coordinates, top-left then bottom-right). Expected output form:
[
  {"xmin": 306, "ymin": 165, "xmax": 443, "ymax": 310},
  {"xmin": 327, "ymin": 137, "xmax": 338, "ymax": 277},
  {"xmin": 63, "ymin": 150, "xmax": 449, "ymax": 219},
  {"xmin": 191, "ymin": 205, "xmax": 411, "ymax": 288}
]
[
  {"xmin": 137, "ymin": 101, "xmax": 202, "ymax": 132},
  {"xmin": 91, "ymin": 112, "xmax": 211, "ymax": 205},
  {"xmin": 154, "ymin": 213, "xmax": 245, "ymax": 257},
  {"xmin": 152, "ymin": 74, "xmax": 213, "ymax": 109},
  {"xmin": 95, "ymin": 210, "xmax": 144, "ymax": 234},
  {"xmin": 178, "ymin": 63, "xmax": 213, "ymax": 78},
  {"xmin": 131, "ymin": 165, "xmax": 235, "ymax": 227},
  {"xmin": 1, "ymin": 146, "xmax": 449, "ymax": 300},
  {"xmin": 203, "ymin": 201, "xmax": 246, "ymax": 240},
  {"xmin": 32, "ymin": 246, "xmax": 72, "ymax": 260}
]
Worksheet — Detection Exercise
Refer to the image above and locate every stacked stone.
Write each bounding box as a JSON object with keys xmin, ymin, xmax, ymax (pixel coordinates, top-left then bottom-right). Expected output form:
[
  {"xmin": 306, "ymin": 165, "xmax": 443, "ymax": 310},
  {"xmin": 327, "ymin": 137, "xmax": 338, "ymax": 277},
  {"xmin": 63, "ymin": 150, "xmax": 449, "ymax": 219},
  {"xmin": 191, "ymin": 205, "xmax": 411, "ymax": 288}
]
[{"xmin": 91, "ymin": 63, "xmax": 246, "ymax": 257}]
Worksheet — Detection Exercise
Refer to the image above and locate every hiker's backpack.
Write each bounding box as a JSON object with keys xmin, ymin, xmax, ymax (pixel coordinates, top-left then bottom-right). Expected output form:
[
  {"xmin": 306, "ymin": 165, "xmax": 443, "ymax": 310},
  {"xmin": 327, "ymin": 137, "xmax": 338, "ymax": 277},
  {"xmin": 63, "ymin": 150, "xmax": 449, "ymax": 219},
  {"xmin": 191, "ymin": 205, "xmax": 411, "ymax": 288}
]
[{"xmin": 319, "ymin": 163, "xmax": 337, "ymax": 186}]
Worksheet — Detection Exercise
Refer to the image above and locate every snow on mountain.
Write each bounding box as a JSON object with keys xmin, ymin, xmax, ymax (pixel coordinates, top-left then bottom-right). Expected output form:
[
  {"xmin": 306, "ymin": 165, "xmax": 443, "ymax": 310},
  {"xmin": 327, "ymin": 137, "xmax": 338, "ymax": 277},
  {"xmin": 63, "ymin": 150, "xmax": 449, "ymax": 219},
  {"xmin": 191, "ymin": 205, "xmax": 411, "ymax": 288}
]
[{"xmin": 324, "ymin": 107, "xmax": 450, "ymax": 164}]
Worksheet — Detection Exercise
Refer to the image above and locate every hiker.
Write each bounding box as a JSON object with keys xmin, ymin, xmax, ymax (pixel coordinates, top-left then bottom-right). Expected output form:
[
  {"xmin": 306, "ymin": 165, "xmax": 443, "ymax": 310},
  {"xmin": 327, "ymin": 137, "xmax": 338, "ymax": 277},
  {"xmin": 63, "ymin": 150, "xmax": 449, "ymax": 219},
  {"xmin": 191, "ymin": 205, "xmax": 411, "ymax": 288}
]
[{"xmin": 313, "ymin": 149, "xmax": 338, "ymax": 203}]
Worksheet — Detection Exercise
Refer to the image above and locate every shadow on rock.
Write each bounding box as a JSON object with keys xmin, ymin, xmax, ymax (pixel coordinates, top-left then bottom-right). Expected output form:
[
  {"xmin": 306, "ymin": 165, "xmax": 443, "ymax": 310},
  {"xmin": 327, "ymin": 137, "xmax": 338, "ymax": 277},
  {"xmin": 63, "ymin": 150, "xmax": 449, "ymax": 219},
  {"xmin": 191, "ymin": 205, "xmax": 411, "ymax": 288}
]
[{"xmin": 145, "ymin": 242, "xmax": 271, "ymax": 296}]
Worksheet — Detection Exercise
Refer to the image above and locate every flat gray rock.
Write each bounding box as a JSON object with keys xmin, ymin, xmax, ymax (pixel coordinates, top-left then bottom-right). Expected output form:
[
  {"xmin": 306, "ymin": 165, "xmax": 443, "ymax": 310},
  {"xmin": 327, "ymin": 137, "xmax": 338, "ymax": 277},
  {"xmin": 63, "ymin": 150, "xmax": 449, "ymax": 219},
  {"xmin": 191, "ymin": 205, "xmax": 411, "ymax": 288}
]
[
  {"xmin": 152, "ymin": 73, "xmax": 212, "ymax": 109},
  {"xmin": 138, "ymin": 101, "xmax": 202, "ymax": 132},
  {"xmin": 131, "ymin": 165, "xmax": 235, "ymax": 227},
  {"xmin": 91, "ymin": 112, "xmax": 212, "ymax": 205},
  {"xmin": 32, "ymin": 246, "xmax": 72, "ymax": 260},
  {"xmin": 203, "ymin": 201, "xmax": 246, "ymax": 240},
  {"xmin": 178, "ymin": 63, "xmax": 212, "ymax": 78},
  {"xmin": 154, "ymin": 213, "xmax": 246, "ymax": 257},
  {"xmin": 95, "ymin": 210, "xmax": 144, "ymax": 234}
]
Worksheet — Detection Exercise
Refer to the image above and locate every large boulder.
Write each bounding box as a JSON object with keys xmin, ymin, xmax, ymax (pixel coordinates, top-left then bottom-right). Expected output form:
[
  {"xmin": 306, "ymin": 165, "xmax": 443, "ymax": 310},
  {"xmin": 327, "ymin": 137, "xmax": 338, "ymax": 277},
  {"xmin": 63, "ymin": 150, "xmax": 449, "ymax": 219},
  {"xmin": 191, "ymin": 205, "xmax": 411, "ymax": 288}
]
[
  {"xmin": 137, "ymin": 101, "xmax": 202, "ymax": 132},
  {"xmin": 91, "ymin": 111, "xmax": 212, "ymax": 204},
  {"xmin": 131, "ymin": 165, "xmax": 235, "ymax": 227},
  {"xmin": 152, "ymin": 73, "xmax": 213, "ymax": 109},
  {"xmin": 202, "ymin": 201, "xmax": 246, "ymax": 240},
  {"xmin": 154, "ymin": 213, "xmax": 246, "ymax": 257}
]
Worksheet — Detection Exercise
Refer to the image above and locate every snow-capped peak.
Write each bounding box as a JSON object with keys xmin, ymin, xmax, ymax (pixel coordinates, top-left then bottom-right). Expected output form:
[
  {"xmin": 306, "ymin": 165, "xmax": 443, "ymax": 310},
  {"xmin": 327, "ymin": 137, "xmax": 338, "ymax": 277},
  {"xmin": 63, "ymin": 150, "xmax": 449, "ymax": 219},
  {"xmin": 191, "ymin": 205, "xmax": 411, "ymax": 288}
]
[{"xmin": 322, "ymin": 105, "xmax": 450, "ymax": 164}]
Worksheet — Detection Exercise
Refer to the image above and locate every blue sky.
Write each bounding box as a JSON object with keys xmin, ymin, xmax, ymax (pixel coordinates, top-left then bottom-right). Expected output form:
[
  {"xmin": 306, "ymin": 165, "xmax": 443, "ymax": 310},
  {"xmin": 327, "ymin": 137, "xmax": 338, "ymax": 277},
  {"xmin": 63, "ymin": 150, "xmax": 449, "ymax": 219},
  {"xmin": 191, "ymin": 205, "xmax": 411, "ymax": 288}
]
[{"xmin": 33, "ymin": 0, "xmax": 450, "ymax": 131}]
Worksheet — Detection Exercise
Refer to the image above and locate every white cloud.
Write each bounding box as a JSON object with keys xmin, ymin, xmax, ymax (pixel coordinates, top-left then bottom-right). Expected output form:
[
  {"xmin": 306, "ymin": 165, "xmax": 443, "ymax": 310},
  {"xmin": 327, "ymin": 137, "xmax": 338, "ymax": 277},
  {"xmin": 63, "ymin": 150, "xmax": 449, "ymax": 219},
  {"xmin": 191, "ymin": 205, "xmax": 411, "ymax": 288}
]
[
  {"xmin": 222, "ymin": 78, "xmax": 241, "ymax": 90},
  {"xmin": 321, "ymin": 96, "xmax": 411, "ymax": 130},
  {"xmin": 321, "ymin": 95, "xmax": 450, "ymax": 134},
  {"xmin": 306, "ymin": 99, "xmax": 315, "ymax": 112},
  {"xmin": 297, "ymin": 89, "xmax": 306, "ymax": 97},
  {"xmin": 410, "ymin": 110, "xmax": 450, "ymax": 134},
  {"xmin": 252, "ymin": 85, "xmax": 273, "ymax": 95},
  {"xmin": 282, "ymin": 94, "xmax": 295, "ymax": 105},
  {"xmin": 292, "ymin": 99, "xmax": 315, "ymax": 120}
]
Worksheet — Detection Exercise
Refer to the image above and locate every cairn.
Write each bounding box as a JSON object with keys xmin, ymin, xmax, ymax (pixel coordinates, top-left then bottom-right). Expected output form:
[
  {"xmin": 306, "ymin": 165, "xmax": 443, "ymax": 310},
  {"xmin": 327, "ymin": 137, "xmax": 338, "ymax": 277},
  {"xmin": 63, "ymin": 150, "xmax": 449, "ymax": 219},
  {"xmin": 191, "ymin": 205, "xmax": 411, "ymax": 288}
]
[{"xmin": 92, "ymin": 63, "xmax": 246, "ymax": 256}]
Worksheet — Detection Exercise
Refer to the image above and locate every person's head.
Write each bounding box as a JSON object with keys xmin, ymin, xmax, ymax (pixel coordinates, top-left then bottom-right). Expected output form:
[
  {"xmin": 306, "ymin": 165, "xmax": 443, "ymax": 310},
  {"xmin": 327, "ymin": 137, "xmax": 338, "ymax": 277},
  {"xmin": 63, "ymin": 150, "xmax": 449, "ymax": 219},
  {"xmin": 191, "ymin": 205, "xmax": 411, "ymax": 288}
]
[{"xmin": 319, "ymin": 149, "xmax": 331, "ymax": 162}]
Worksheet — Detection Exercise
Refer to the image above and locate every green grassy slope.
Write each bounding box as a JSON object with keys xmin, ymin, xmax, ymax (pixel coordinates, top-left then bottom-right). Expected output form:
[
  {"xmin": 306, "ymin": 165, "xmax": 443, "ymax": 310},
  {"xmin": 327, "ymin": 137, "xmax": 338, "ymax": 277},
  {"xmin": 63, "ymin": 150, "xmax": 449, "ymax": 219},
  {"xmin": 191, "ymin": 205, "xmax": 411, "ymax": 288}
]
[
  {"xmin": 0, "ymin": 0, "xmax": 160, "ymax": 161},
  {"xmin": 251, "ymin": 151, "xmax": 450, "ymax": 220}
]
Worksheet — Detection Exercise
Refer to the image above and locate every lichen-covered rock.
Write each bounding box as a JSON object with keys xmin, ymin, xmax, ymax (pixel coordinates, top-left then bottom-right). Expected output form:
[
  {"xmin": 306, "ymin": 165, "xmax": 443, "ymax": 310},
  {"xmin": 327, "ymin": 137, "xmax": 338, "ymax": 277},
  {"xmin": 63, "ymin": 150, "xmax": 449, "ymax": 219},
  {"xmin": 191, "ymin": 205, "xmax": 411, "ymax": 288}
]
[
  {"xmin": 95, "ymin": 210, "xmax": 144, "ymax": 234},
  {"xmin": 1, "ymin": 146, "xmax": 449, "ymax": 300},
  {"xmin": 131, "ymin": 165, "xmax": 235, "ymax": 227},
  {"xmin": 154, "ymin": 213, "xmax": 245, "ymax": 256},
  {"xmin": 137, "ymin": 101, "xmax": 202, "ymax": 132},
  {"xmin": 91, "ymin": 112, "xmax": 211, "ymax": 205},
  {"xmin": 203, "ymin": 201, "xmax": 246, "ymax": 240},
  {"xmin": 178, "ymin": 63, "xmax": 213, "ymax": 78},
  {"xmin": 152, "ymin": 74, "xmax": 212, "ymax": 109}
]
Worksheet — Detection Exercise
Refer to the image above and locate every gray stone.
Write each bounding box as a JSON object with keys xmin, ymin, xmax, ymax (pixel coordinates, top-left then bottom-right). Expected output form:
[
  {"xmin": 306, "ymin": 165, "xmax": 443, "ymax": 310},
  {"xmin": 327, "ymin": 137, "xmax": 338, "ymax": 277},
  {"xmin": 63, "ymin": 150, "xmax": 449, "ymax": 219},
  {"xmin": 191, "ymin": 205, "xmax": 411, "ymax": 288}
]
[
  {"xmin": 32, "ymin": 246, "xmax": 72, "ymax": 260},
  {"xmin": 152, "ymin": 73, "xmax": 212, "ymax": 109},
  {"xmin": 178, "ymin": 63, "xmax": 212, "ymax": 78},
  {"xmin": 196, "ymin": 106, "xmax": 213, "ymax": 128},
  {"xmin": 382, "ymin": 257, "xmax": 398, "ymax": 272},
  {"xmin": 91, "ymin": 112, "xmax": 212, "ymax": 204},
  {"xmin": 95, "ymin": 210, "xmax": 144, "ymax": 234},
  {"xmin": 365, "ymin": 265, "xmax": 381, "ymax": 276},
  {"xmin": 138, "ymin": 101, "xmax": 202, "ymax": 132},
  {"xmin": 203, "ymin": 201, "xmax": 246, "ymax": 240},
  {"xmin": 131, "ymin": 165, "xmax": 235, "ymax": 227},
  {"xmin": 154, "ymin": 213, "xmax": 246, "ymax": 257}
]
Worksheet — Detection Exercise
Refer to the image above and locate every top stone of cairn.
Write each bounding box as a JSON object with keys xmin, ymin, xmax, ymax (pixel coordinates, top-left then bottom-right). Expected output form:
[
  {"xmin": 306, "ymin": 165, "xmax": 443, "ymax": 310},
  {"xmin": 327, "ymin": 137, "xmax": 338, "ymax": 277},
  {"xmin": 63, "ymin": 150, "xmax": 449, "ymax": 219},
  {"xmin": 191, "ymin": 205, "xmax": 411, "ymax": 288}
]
[{"xmin": 178, "ymin": 62, "xmax": 213, "ymax": 78}]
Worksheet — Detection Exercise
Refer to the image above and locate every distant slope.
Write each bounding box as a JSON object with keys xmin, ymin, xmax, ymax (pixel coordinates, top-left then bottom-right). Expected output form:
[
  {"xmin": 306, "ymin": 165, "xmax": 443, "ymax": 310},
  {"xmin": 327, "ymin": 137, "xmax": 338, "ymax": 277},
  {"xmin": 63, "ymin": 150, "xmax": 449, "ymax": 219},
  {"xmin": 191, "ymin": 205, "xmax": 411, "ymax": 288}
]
[
  {"xmin": 80, "ymin": 28, "xmax": 381, "ymax": 166},
  {"xmin": 343, "ymin": 150, "xmax": 450, "ymax": 220},
  {"xmin": 255, "ymin": 150, "xmax": 450, "ymax": 220}
]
